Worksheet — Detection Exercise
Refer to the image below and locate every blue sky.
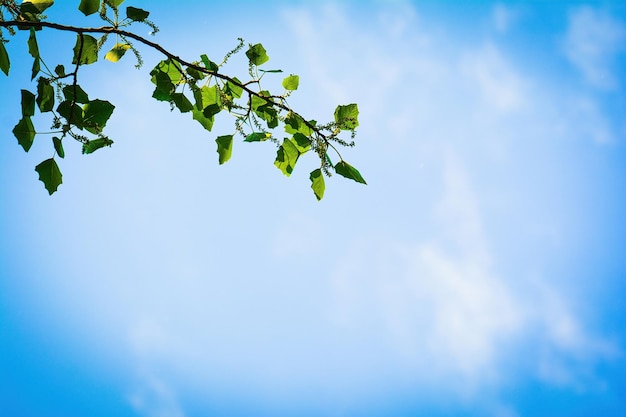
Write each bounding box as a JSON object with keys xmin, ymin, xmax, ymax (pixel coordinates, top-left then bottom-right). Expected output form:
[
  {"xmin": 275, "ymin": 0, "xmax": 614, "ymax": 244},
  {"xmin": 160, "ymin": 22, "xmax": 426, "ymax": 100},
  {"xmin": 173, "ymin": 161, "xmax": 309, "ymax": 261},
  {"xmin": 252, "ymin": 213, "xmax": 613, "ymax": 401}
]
[{"xmin": 1, "ymin": 1, "xmax": 626, "ymax": 416}]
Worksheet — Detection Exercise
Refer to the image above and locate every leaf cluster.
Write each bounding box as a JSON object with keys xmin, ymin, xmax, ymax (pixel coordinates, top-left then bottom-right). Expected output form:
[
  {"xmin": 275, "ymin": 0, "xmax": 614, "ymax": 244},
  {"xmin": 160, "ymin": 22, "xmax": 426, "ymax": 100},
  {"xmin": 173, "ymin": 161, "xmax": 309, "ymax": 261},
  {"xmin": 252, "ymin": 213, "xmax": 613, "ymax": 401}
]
[{"xmin": 0, "ymin": 0, "xmax": 365, "ymax": 200}]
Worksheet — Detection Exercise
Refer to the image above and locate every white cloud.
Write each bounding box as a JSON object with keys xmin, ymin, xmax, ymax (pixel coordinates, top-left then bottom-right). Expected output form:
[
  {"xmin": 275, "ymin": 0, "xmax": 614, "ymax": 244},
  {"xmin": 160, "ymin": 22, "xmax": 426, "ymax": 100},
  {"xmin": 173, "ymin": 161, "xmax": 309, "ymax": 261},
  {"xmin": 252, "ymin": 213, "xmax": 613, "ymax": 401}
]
[
  {"xmin": 460, "ymin": 43, "xmax": 528, "ymax": 112},
  {"xmin": 328, "ymin": 149, "xmax": 617, "ymax": 393},
  {"xmin": 564, "ymin": 6, "xmax": 626, "ymax": 89},
  {"xmin": 492, "ymin": 3, "xmax": 518, "ymax": 33},
  {"xmin": 128, "ymin": 373, "xmax": 186, "ymax": 417},
  {"xmin": 329, "ymin": 151, "xmax": 523, "ymax": 388}
]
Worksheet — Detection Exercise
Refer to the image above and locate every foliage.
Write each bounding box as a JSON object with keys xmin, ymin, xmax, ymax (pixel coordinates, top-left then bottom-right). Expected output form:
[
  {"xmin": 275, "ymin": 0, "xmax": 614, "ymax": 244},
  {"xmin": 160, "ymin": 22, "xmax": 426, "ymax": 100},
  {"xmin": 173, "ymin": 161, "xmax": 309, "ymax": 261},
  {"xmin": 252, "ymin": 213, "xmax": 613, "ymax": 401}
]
[{"xmin": 0, "ymin": 0, "xmax": 364, "ymax": 199}]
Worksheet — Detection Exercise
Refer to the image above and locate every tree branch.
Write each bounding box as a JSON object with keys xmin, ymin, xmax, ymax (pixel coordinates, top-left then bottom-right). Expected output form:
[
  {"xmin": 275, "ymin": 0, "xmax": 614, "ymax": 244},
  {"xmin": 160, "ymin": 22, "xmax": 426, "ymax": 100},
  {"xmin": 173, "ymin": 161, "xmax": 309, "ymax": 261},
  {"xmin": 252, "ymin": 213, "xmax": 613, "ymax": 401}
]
[{"xmin": 0, "ymin": 20, "xmax": 327, "ymax": 141}]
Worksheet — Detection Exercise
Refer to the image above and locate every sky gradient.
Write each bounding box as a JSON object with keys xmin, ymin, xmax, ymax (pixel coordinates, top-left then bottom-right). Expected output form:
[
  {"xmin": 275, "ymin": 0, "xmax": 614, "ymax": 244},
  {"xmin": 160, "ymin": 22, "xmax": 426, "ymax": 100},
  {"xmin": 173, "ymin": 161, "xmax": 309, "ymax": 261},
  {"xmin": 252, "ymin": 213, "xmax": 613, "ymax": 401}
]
[{"xmin": 1, "ymin": 1, "xmax": 626, "ymax": 416}]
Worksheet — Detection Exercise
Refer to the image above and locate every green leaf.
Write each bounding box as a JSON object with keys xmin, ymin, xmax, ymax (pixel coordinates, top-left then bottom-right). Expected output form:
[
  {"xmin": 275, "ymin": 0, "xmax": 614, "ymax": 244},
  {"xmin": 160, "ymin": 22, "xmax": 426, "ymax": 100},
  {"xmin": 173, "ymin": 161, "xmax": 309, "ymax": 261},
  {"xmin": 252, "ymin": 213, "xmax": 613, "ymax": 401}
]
[
  {"xmin": 282, "ymin": 74, "xmax": 299, "ymax": 91},
  {"xmin": 226, "ymin": 78, "xmax": 243, "ymax": 99},
  {"xmin": 284, "ymin": 112, "xmax": 313, "ymax": 136},
  {"xmin": 334, "ymin": 103, "xmax": 359, "ymax": 130},
  {"xmin": 215, "ymin": 135, "xmax": 233, "ymax": 164},
  {"xmin": 53, "ymin": 137, "xmax": 65, "ymax": 158},
  {"xmin": 251, "ymin": 92, "xmax": 272, "ymax": 111},
  {"xmin": 325, "ymin": 152, "xmax": 333, "ymax": 167},
  {"xmin": 150, "ymin": 60, "xmax": 182, "ymax": 101},
  {"xmin": 12, "ymin": 117, "xmax": 35, "ymax": 152},
  {"xmin": 78, "ymin": 0, "xmax": 100, "ymax": 16},
  {"xmin": 22, "ymin": 0, "xmax": 54, "ymax": 13},
  {"xmin": 244, "ymin": 132, "xmax": 270, "ymax": 142},
  {"xmin": 27, "ymin": 28, "xmax": 39, "ymax": 58},
  {"xmin": 105, "ymin": 0, "xmax": 124, "ymax": 7},
  {"xmin": 21, "ymin": 90, "xmax": 36, "ymax": 117},
  {"xmin": 246, "ymin": 43, "xmax": 269, "ymax": 66},
  {"xmin": 57, "ymin": 101, "xmax": 84, "ymax": 129},
  {"xmin": 35, "ymin": 158, "xmax": 62, "ymax": 195},
  {"xmin": 36, "ymin": 78, "xmax": 54, "ymax": 112},
  {"xmin": 186, "ymin": 66, "xmax": 206, "ymax": 81},
  {"xmin": 259, "ymin": 69, "xmax": 283, "ymax": 73},
  {"xmin": 153, "ymin": 59, "xmax": 183, "ymax": 84},
  {"xmin": 104, "ymin": 43, "xmax": 130, "ymax": 62},
  {"xmin": 0, "ymin": 41, "xmax": 10, "ymax": 76},
  {"xmin": 335, "ymin": 160, "xmax": 366, "ymax": 184},
  {"xmin": 126, "ymin": 6, "xmax": 149, "ymax": 21},
  {"xmin": 194, "ymin": 85, "xmax": 220, "ymax": 115},
  {"xmin": 28, "ymin": 29, "xmax": 40, "ymax": 79},
  {"xmin": 62, "ymin": 84, "xmax": 90, "ymax": 104},
  {"xmin": 274, "ymin": 138, "xmax": 300, "ymax": 176},
  {"xmin": 200, "ymin": 54, "xmax": 218, "ymax": 72},
  {"xmin": 309, "ymin": 169, "xmax": 325, "ymax": 201},
  {"xmin": 150, "ymin": 70, "xmax": 174, "ymax": 101},
  {"xmin": 292, "ymin": 132, "xmax": 311, "ymax": 153},
  {"xmin": 171, "ymin": 93, "xmax": 193, "ymax": 113},
  {"xmin": 31, "ymin": 58, "xmax": 40, "ymax": 81},
  {"xmin": 83, "ymin": 99, "xmax": 114, "ymax": 134},
  {"xmin": 72, "ymin": 34, "xmax": 98, "ymax": 65},
  {"xmin": 203, "ymin": 103, "xmax": 221, "ymax": 119},
  {"xmin": 192, "ymin": 108, "xmax": 214, "ymax": 132},
  {"xmin": 54, "ymin": 64, "xmax": 65, "ymax": 77},
  {"xmin": 82, "ymin": 137, "xmax": 113, "ymax": 154},
  {"xmin": 251, "ymin": 93, "xmax": 278, "ymax": 128}
]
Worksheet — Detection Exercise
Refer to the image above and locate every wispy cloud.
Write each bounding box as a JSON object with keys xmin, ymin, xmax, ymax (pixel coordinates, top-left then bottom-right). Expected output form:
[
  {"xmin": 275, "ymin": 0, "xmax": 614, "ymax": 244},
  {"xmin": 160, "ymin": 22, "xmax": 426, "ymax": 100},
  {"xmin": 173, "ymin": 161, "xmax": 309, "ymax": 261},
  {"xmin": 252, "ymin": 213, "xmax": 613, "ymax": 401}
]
[
  {"xmin": 563, "ymin": 6, "xmax": 626, "ymax": 90},
  {"xmin": 128, "ymin": 372, "xmax": 186, "ymax": 417}
]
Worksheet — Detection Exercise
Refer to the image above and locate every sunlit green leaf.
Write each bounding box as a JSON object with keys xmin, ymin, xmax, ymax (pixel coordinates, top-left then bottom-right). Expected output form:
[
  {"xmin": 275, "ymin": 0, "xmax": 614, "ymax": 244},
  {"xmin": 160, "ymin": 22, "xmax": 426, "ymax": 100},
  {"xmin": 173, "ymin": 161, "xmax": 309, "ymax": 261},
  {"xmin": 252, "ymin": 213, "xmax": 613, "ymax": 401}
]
[
  {"xmin": 284, "ymin": 112, "xmax": 313, "ymax": 136},
  {"xmin": 82, "ymin": 137, "xmax": 113, "ymax": 154},
  {"xmin": 104, "ymin": 43, "xmax": 130, "ymax": 62},
  {"xmin": 246, "ymin": 43, "xmax": 269, "ymax": 66},
  {"xmin": 53, "ymin": 136, "xmax": 65, "ymax": 158},
  {"xmin": 72, "ymin": 34, "xmax": 98, "ymax": 65},
  {"xmin": 274, "ymin": 138, "xmax": 300, "ymax": 176},
  {"xmin": 159, "ymin": 60, "xmax": 183, "ymax": 83},
  {"xmin": 21, "ymin": 90, "xmax": 36, "ymax": 117},
  {"xmin": 252, "ymin": 93, "xmax": 277, "ymax": 128},
  {"xmin": 36, "ymin": 78, "xmax": 54, "ymax": 112},
  {"xmin": 83, "ymin": 99, "xmax": 114, "ymax": 134},
  {"xmin": 35, "ymin": 158, "xmax": 62, "ymax": 195},
  {"xmin": 126, "ymin": 6, "xmax": 149, "ymax": 21},
  {"xmin": 226, "ymin": 77, "xmax": 243, "ymax": 99},
  {"xmin": 62, "ymin": 84, "xmax": 90, "ymax": 104},
  {"xmin": 12, "ymin": 117, "xmax": 35, "ymax": 152},
  {"xmin": 335, "ymin": 160, "xmax": 366, "ymax": 184},
  {"xmin": 0, "ymin": 41, "xmax": 9, "ymax": 76},
  {"xmin": 309, "ymin": 169, "xmax": 325, "ymax": 201},
  {"xmin": 251, "ymin": 92, "xmax": 272, "ymax": 111},
  {"xmin": 171, "ymin": 93, "xmax": 193, "ymax": 113},
  {"xmin": 57, "ymin": 101, "xmax": 84, "ymax": 129},
  {"xmin": 23, "ymin": 0, "xmax": 54, "ymax": 13},
  {"xmin": 334, "ymin": 103, "xmax": 359, "ymax": 130},
  {"xmin": 78, "ymin": 0, "xmax": 100, "ymax": 16},
  {"xmin": 215, "ymin": 135, "xmax": 233, "ymax": 164},
  {"xmin": 244, "ymin": 132, "xmax": 270, "ymax": 142},
  {"xmin": 192, "ymin": 108, "xmax": 214, "ymax": 132},
  {"xmin": 194, "ymin": 85, "xmax": 221, "ymax": 118},
  {"xmin": 282, "ymin": 74, "xmax": 299, "ymax": 91}
]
